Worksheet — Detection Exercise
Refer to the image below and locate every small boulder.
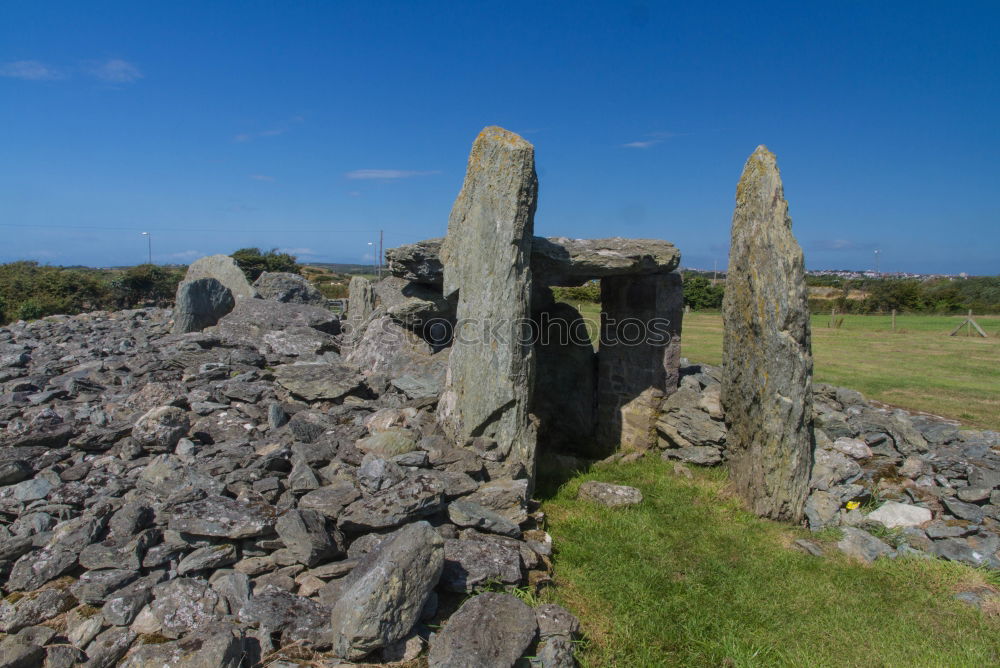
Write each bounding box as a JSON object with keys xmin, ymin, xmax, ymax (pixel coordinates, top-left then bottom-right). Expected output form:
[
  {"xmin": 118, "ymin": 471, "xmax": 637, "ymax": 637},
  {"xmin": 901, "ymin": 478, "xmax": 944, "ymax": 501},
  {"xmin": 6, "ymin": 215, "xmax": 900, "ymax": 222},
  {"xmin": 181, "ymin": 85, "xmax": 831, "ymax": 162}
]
[
  {"xmin": 132, "ymin": 406, "xmax": 190, "ymax": 453},
  {"xmin": 253, "ymin": 271, "xmax": 325, "ymax": 304},
  {"xmin": 866, "ymin": 501, "xmax": 932, "ymax": 529},
  {"xmin": 577, "ymin": 481, "xmax": 643, "ymax": 507}
]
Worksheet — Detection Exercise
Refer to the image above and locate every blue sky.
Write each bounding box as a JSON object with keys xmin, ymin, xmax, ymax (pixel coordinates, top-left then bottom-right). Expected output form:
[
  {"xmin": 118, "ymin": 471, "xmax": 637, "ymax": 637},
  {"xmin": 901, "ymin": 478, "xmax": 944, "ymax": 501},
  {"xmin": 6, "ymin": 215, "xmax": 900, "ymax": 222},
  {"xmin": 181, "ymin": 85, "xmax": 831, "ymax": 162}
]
[{"xmin": 1, "ymin": 1, "xmax": 997, "ymax": 275}]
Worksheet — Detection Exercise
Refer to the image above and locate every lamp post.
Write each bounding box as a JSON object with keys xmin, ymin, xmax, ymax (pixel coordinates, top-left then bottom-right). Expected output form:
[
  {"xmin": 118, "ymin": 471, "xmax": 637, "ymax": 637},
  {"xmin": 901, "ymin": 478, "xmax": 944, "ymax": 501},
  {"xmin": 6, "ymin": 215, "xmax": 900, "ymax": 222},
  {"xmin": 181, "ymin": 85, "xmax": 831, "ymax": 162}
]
[
  {"xmin": 874, "ymin": 249, "xmax": 880, "ymax": 278},
  {"xmin": 141, "ymin": 232, "xmax": 152, "ymax": 265},
  {"xmin": 367, "ymin": 242, "xmax": 375, "ymax": 276}
]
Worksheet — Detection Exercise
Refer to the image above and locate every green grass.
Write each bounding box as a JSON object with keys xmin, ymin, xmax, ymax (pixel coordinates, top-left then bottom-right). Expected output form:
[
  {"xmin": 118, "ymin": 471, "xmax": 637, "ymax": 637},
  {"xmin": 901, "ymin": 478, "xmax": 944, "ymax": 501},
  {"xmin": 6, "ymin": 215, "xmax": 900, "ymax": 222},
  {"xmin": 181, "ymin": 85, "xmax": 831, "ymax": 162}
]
[
  {"xmin": 681, "ymin": 312, "xmax": 1000, "ymax": 430},
  {"xmin": 565, "ymin": 304, "xmax": 1000, "ymax": 430},
  {"xmin": 541, "ymin": 458, "xmax": 1000, "ymax": 667}
]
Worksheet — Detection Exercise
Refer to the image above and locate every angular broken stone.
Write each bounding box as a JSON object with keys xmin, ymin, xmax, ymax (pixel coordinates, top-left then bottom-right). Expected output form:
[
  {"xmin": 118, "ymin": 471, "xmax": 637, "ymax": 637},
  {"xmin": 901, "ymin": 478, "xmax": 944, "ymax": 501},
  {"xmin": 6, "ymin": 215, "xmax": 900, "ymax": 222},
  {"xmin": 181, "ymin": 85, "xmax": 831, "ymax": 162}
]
[
  {"xmin": 132, "ymin": 405, "xmax": 191, "ymax": 452},
  {"xmin": 447, "ymin": 499, "xmax": 521, "ymax": 538},
  {"xmin": 337, "ymin": 473, "xmax": 445, "ymax": 532},
  {"xmin": 150, "ymin": 577, "xmax": 223, "ymax": 639},
  {"xmin": 330, "ymin": 521, "xmax": 444, "ymax": 660},
  {"xmin": 297, "ymin": 482, "xmax": 362, "ymax": 520},
  {"xmin": 437, "ymin": 126, "xmax": 538, "ymax": 484},
  {"xmin": 273, "ymin": 363, "xmax": 363, "ymax": 402},
  {"xmin": 427, "ymin": 592, "xmax": 537, "ymax": 668},
  {"xmin": 866, "ymin": 501, "xmax": 932, "ymax": 529},
  {"xmin": 254, "ymin": 271, "xmax": 325, "ymax": 304},
  {"xmin": 275, "ymin": 509, "xmax": 344, "ymax": 566},
  {"xmin": 184, "ymin": 254, "xmax": 257, "ymax": 300},
  {"xmin": 439, "ymin": 538, "xmax": 522, "ymax": 592},
  {"xmin": 722, "ymin": 145, "xmax": 814, "ymax": 522},
  {"xmin": 168, "ymin": 495, "xmax": 277, "ymax": 539}
]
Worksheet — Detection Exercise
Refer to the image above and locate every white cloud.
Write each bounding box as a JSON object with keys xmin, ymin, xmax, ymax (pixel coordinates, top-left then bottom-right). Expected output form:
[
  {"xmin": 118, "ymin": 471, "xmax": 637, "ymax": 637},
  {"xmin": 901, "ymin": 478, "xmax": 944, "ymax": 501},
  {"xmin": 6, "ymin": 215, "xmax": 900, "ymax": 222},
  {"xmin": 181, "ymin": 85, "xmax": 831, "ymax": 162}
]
[
  {"xmin": 0, "ymin": 60, "xmax": 61, "ymax": 80},
  {"xmin": 812, "ymin": 239, "xmax": 876, "ymax": 252},
  {"xmin": 622, "ymin": 140, "xmax": 661, "ymax": 149},
  {"xmin": 622, "ymin": 131, "xmax": 684, "ymax": 149},
  {"xmin": 345, "ymin": 169, "xmax": 440, "ymax": 180},
  {"xmin": 249, "ymin": 174, "xmax": 274, "ymax": 182},
  {"xmin": 86, "ymin": 59, "xmax": 143, "ymax": 83}
]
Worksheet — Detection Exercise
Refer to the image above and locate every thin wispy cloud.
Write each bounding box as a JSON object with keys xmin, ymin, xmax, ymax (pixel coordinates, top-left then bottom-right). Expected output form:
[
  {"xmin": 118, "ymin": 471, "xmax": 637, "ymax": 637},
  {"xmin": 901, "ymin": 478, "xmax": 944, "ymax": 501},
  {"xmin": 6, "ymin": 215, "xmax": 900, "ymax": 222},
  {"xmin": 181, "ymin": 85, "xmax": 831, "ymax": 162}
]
[
  {"xmin": 812, "ymin": 239, "xmax": 877, "ymax": 252},
  {"xmin": 169, "ymin": 250, "xmax": 203, "ymax": 260},
  {"xmin": 249, "ymin": 174, "xmax": 274, "ymax": 182},
  {"xmin": 85, "ymin": 59, "xmax": 143, "ymax": 83},
  {"xmin": 0, "ymin": 60, "xmax": 62, "ymax": 80},
  {"xmin": 345, "ymin": 169, "xmax": 440, "ymax": 180},
  {"xmin": 234, "ymin": 115, "xmax": 305, "ymax": 143},
  {"xmin": 622, "ymin": 130, "xmax": 684, "ymax": 149}
]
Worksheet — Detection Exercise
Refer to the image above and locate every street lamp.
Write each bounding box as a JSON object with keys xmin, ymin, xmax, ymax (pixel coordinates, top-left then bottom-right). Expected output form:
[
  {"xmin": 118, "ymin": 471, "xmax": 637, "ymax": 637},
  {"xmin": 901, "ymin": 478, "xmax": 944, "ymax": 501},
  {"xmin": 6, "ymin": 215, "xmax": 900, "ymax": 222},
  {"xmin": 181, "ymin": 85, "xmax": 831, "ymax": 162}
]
[
  {"xmin": 141, "ymin": 232, "xmax": 152, "ymax": 265},
  {"xmin": 874, "ymin": 249, "xmax": 880, "ymax": 277},
  {"xmin": 367, "ymin": 242, "xmax": 375, "ymax": 276}
]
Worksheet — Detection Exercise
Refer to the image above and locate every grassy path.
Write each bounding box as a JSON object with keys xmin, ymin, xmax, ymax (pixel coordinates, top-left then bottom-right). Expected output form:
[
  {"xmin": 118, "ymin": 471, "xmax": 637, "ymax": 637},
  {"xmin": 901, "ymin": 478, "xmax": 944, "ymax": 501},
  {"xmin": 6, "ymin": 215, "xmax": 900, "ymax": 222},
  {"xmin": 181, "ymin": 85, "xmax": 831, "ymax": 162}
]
[{"xmin": 542, "ymin": 459, "xmax": 1000, "ymax": 667}]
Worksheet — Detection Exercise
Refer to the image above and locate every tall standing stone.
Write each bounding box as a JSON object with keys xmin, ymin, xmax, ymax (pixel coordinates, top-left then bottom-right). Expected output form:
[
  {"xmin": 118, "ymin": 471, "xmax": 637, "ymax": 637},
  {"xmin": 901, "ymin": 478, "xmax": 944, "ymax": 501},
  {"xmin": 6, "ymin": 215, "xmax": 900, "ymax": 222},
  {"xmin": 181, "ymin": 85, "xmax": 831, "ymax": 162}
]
[
  {"xmin": 345, "ymin": 275, "xmax": 377, "ymax": 347},
  {"xmin": 722, "ymin": 145, "xmax": 814, "ymax": 522},
  {"xmin": 438, "ymin": 126, "xmax": 538, "ymax": 481}
]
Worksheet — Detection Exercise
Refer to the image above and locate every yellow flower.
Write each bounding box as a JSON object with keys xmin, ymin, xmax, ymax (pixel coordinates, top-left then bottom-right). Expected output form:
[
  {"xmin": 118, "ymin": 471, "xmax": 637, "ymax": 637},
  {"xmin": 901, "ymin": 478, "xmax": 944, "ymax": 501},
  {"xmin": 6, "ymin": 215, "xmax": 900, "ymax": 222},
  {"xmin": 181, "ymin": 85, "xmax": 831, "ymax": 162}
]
[{"xmin": 846, "ymin": 501, "xmax": 861, "ymax": 510}]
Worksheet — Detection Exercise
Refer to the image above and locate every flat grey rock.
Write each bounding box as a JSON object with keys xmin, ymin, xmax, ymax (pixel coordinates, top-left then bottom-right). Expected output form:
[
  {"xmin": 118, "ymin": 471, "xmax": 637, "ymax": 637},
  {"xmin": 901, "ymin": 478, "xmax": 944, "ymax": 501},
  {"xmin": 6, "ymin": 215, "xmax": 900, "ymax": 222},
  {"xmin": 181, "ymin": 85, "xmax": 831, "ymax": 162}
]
[
  {"xmin": 168, "ymin": 495, "xmax": 277, "ymax": 539},
  {"xmin": 427, "ymin": 592, "xmax": 537, "ymax": 668},
  {"xmin": 577, "ymin": 481, "xmax": 643, "ymax": 507}
]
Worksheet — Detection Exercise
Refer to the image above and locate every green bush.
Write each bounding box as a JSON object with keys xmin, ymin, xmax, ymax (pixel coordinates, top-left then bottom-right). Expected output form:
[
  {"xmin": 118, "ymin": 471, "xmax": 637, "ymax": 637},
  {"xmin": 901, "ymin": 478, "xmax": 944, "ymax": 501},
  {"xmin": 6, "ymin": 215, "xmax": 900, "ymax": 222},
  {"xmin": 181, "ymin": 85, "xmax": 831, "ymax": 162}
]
[
  {"xmin": 231, "ymin": 248, "xmax": 301, "ymax": 281},
  {"xmin": 552, "ymin": 282, "xmax": 600, "ymax": 303},
  {"xmin": 683, "ymin": 275, "xmax": 724, "ymax": 311},
  {"xmin": 16, "ymin": 299, "xmax": 44, "ymax": 321}
]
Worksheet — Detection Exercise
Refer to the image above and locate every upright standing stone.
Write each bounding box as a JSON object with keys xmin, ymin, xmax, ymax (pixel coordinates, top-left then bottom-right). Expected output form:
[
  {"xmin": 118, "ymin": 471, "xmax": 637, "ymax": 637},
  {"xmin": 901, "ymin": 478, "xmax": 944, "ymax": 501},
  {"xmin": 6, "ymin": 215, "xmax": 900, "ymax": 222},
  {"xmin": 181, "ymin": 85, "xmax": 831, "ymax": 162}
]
[
  {"xmin": 184, "ymin": 255, "xmax": 256, "ymax": 300},
  {"xmin": 171, "ymin": 277, "xmax": 235, "ymax": 334},
  {"xmin": 722, "ymin": 145, "xmax": 814, "ymax": 522},
  {"xmin": 438, "ymin": 126, "xmax": 538, "ymax": 481},
  {"xmin": 595, "ymin": 271, "xmax": 683, "ymax": 453},
  {"xmin": 345, "ymin": 276, "xmax": 377, "ymax": 346}
]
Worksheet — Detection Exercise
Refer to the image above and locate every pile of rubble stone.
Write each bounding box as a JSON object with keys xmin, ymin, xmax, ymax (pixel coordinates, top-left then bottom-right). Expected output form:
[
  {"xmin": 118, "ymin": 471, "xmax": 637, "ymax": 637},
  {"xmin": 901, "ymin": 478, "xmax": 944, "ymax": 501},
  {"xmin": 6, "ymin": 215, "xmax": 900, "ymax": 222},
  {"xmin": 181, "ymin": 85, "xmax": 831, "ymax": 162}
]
[
  {"xmin": 656, "ymin": 360, "xmax": 1000, "ymax": 568},
  {"xmin": 0, "ymin": 301, "xmax": 579, "ymax": 666}
]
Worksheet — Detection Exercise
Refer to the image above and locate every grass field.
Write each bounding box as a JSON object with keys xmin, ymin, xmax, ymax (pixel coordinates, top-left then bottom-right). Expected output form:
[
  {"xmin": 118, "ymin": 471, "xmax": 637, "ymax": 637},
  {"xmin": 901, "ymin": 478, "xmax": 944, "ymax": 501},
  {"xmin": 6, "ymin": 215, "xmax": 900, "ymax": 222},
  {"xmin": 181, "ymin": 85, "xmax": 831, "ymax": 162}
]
[
  {"xmin": 570, "ymin": 304, "xmax": 1000, "ymax": 430},
  {"xmin": 540, "ymin": 459, "xmax": 1000, "ymax": 667}
]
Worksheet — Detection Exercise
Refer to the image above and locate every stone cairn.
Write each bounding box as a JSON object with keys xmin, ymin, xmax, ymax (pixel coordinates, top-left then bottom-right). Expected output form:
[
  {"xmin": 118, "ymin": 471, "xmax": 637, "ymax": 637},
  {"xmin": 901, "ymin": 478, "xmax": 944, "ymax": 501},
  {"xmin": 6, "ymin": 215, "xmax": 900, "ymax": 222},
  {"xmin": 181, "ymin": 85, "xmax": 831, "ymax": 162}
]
[{"xmin": 721, "ymin": 145, "xmax": 814, "ymax": 522}]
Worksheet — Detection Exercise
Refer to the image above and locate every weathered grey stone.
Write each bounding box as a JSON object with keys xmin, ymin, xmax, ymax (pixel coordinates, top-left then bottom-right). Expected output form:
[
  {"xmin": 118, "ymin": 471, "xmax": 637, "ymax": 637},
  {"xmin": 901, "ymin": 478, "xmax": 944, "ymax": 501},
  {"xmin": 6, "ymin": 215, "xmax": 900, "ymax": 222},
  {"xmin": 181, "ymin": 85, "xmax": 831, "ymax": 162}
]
[
  {"xmin": 437, "ymin": 126, "xmax": 538, "ymax": 483},
  {"xmin": 168, "ymin": 495, "xmax": 277, "ymax": 539},
  {"xmin": 149, "ymin": 578, "xmax": 222, "ymax": 639},
  {"xmin": 440, "ymin": 539, "xmax": 522, "ymax": 593},
  {"xmin": 297, "ymin": 482, "xmax": 362, "ymax": 520},
  {"xmin": 262, "ymin": 327, "xmax": 339, "ymax": 357},
  {"xmin": 657, "ymin": 387, "xmax": 726, "ymax": 450},
  {"xmin": 356, "ymin": 428, "xmax": 418, "ymax": 457},
  {"xmin": 662, "ymin": 445, "xmax": 723, "ymax": 466},
  {"xmin": 184, "ymin": 254, "xmax": 256, "ymax": 299},
  {"xmin": 119, "ymin": 624, "xmax": 251, "ymax": 668},
  {"xmin": 345, "ymin": 315, "xmax": 447, "ymax": 385},
  {"xmin": 388, "ymin": 235, "xmax": 680, "ymax": 289},
  {"xmin": 942, "ymin": 497, "xmax": 985, "ymax": 523},
  {"xmin": 0, "ymin": 636, "xmax": 45, "ymax": 668},
  {"xmin": 0, "ymin": 587, "xmax": 75, "ymax": 633},
  {"xmin": 253, "ymin": 272, "xmax": 325, "ymax": 304},
  {"xmin": 237, "ymin": 587, "xmax": 327, "ymax": 646},
  {"xmin": 721, "ymin": 145, "xmax": 814, "ymax": 522},
  {"xmin": 866, "ymin": 501, "xmax": 932, "ymax": 529},
  {"xmin": 275, "ymin": 509, "xmax": 343, "ymax": 566},
  {"xmin": 345, "ymin": 275, "xmax": 377, "ymax": 342},
  {"xmin": 177, "ymin": 544, "xmax": 238, "ymax": 576},
  {"xmin": 804, "ymin": 490, "xmax": 841, "ymax": 531},
  {"xmin": 465, "ymin": 479, "xmax": 529, "ymax": 524},
  {"xmin": 337, "ymin": 473, "xmax": 445, "ymax": 532},
  {"xmin": 385, "ymin": 238, "xmax": 445, "ymax": 287},
  {"xmin": 132, "ymin": 406, "xmax": 190, "ymax": 453},
  {"xmin": 172, "ymin": 278, "xmax": 235, "ymax": 334},
  {"xmin": 83, "ymin": 626, "xmax": 137, "ymax": 668},
  {"xmin": 214, "ymin": 298, "xmax": 339, "ymax": 348},
  {"xmin": 836, "ymin": 527, "xmax": 892, "ymax": 563},
  {"xmin": 577, "ymin": 481, "xmax": 643, "ymax": 507},
  {"xmin": 330, "ymin": 521, "xmax": 444, "ymax": 660},
  {"xmin": 447, "ymin": 499, "xmax": 521, "ymax": 538},
  {"xmin": 374, "ymin": 276, "xmax": 453, "ymax": 331},
  {"xmin": 427, "ymin": 592, "xmax": 537, "ymax": 668},
  {"xmin": 273, "ymin": 363, "xmax": 363, "ymax": 401},
  {"xmin": 810, "ymin": 448, "xmax": 862, "ymax": 491}
]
